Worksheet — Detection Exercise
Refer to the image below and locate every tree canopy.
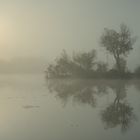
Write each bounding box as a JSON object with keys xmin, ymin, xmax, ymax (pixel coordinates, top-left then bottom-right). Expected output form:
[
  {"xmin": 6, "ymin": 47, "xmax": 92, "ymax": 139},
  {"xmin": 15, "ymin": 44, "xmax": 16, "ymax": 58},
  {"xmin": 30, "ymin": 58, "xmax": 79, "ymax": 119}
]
[{"xmin": 100, "ymin": 24, "xmax": 136, "ymax": 73}]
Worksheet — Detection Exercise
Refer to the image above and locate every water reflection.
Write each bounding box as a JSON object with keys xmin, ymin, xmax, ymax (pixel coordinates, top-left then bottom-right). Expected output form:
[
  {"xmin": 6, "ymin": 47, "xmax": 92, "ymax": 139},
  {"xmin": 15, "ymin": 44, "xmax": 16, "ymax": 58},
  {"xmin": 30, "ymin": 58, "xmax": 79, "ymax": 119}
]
[
  {"xmin": 46, "ymin": 79, "xmax": 138, "ymax": 133},
  {"xmin": 47, "ymin": 79, "xmax": 108, "ymax": 107},
  {"xmin": 101, "ymin": 81, "xmax": 136, "ymax": 133}
]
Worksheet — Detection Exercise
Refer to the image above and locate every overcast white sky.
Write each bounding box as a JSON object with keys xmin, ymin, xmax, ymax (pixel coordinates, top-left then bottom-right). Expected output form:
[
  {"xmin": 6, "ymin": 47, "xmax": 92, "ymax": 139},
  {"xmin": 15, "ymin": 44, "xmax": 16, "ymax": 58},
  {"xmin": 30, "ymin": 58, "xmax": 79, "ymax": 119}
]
[{"xmin": 0, "ymin": 0, "xmax": 140, "ymax": 71}]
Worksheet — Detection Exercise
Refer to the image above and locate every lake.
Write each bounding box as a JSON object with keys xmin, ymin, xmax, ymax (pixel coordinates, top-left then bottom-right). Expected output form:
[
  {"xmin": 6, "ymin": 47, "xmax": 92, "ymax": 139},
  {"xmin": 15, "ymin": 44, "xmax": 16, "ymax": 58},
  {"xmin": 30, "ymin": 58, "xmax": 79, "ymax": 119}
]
[{"xmin": 0, "ymin": 74, "xmax": 140, "ymax": 140}]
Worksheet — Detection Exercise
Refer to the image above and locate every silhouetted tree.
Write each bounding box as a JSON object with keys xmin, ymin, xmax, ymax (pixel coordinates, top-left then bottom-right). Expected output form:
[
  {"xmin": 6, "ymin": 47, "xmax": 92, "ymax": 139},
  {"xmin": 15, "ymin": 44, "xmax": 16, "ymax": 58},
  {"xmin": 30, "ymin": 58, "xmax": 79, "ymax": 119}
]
[
  {"xmin": 55, "ymin": 50, "xmax": 72, "ymax": 77},
  {"xmin": 72, "ymin": 49, "xmax": 96, "ymax": 77},
  {"xmin": 113, "ymin": 58, "xmax": 127, "ymax": 73},
  {"xmin": 100, "ymin": 24, "xmax": 136, "ymax": 74},
  {"xmin": 96, "ymin": 61, "xmax": 108, "ymax": 73},
  {"xmin": 73, "ymin": 50, "xmax": 96, "ymax": 71},
  {"xmin": 46, "ymin": 50, "xmax": 73, "ymax": 78},
  {"xmin": 46, "ymin": 49, "xmax": 97, "ymax": 78}
]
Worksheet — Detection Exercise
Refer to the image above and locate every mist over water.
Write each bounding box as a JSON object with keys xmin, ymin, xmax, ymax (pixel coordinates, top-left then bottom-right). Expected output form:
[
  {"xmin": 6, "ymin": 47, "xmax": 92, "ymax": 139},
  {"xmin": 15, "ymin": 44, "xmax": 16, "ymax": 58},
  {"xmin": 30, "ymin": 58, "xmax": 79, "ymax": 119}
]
[
  {"xmin": 0, "ymin": 0, "xmax": 140, "ymax": 140},
  {"xmin": 0, "ymin": 75, "xmax": 140, "ymax": 140},
  {"xmin": 0, "ymin": 57, "xmax": 47, "ymax": 74}
]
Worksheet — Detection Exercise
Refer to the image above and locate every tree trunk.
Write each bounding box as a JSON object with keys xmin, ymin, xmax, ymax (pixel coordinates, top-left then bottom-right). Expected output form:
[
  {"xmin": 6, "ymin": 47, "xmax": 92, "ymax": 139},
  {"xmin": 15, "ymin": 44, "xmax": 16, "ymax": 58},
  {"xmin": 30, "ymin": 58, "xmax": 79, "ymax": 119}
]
[{"xmin": 116, "ymin": 58, "xmax": 121, "ymax": 73}]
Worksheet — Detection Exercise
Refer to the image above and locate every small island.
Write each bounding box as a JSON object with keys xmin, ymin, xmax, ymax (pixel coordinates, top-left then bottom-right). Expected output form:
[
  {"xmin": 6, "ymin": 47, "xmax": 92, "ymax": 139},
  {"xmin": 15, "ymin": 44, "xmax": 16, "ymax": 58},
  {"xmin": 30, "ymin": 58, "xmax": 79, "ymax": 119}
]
[{"xmin": 46, "ymin": 24, "xmax": 140, "ymax": 79}]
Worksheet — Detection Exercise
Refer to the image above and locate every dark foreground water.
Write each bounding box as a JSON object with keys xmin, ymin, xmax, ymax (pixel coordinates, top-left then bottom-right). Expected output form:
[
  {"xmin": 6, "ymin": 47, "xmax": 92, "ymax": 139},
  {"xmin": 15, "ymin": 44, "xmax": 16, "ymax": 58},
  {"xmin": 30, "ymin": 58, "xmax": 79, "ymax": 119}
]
[{"xmin": 0, "ymin": 74, "xmax": 140, "ymax": 140}]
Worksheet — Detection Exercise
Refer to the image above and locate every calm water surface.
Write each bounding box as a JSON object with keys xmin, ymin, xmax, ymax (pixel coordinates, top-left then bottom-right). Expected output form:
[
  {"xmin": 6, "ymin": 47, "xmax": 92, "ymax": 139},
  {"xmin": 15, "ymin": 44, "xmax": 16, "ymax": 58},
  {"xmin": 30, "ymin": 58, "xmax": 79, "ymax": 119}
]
[{"xmin": 0, "ymin": 74, "xmax": 140, "ymax": 140}]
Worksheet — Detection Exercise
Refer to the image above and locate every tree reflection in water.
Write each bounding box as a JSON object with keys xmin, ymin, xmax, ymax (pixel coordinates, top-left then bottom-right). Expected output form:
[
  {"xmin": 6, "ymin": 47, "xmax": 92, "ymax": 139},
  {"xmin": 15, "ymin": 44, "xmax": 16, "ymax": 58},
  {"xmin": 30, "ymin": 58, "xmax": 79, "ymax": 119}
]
[
  {"xmin": 101, "ymin": 81, "xmax": 136, "ymax": 133},
  {"xmin": 46, "ymin": 79, "xmax": 137, "ymax": 133},
  {"xmin": 47, "ymin": 79, "xmax": 109, "ymax": 107}
]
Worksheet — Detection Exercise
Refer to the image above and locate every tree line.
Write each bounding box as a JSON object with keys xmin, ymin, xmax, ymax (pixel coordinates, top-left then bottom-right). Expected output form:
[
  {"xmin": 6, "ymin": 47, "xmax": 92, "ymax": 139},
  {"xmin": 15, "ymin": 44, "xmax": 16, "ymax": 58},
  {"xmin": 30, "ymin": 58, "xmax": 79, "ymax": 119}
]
[{"xmin": 46, "ymin": 24, "xmax": 140, "ymax": 79}]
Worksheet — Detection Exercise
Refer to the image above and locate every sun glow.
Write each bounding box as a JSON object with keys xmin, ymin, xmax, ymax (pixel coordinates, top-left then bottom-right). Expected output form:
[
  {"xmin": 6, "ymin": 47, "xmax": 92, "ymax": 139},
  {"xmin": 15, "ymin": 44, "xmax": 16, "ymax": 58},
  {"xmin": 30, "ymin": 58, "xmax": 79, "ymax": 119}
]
[
  {"xmin": 0, "ymin": 17, "xmax": 13, "ymax": 43},
  {"xmin": 0, "ymin": 15, "xmax": 17, "ymax": 59}
]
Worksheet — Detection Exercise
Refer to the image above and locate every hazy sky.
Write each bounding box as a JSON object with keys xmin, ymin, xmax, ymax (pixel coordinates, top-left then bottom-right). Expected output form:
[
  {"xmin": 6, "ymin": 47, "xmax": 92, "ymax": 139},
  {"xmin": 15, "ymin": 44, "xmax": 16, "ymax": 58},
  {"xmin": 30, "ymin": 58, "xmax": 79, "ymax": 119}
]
[{"xmin": 0, "ymin": 0, "xmax": 140, "ymax": 70}]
